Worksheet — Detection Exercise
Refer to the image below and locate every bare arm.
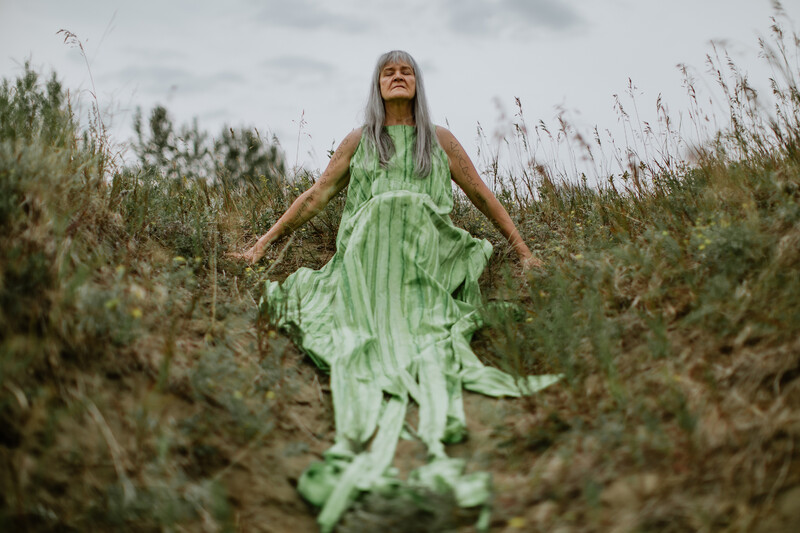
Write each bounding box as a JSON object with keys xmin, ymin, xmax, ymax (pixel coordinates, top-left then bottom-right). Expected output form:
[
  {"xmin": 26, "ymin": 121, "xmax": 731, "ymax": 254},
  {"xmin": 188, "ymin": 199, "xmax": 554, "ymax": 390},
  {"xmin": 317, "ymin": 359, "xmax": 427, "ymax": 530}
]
[
  {"xmin": 233, "ymin": 128, "xmax": 362, "ymax": 264},
  {"xmin": 436, "ymin": 126, "xmax": 542, "ymax": 269}
]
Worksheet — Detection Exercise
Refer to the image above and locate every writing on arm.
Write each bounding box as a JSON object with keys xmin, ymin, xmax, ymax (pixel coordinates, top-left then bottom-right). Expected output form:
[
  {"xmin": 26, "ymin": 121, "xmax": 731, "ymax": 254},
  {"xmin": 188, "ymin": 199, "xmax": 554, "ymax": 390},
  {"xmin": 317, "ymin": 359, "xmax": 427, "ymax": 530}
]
[
  {"xmin": 437, "ymin": 127, "xmax": 495, "ymax": 219},
  {"xmin": 437, "ymin": 126, "xmax": 531, "ymax": 257},
  {"xmin": 253, "ymin": 128, "xmax": 359, "ymax": 255},
  {"xmin": 275, "ymin": 128, "xmax": 361, "ymax": 235}
]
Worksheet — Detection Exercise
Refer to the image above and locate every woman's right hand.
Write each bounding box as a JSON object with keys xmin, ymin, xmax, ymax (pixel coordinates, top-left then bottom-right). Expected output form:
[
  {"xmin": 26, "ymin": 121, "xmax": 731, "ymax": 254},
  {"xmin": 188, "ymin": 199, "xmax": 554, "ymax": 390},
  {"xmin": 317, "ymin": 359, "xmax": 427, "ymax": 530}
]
[
  {"xmin": 227, "ymin": 128, "xmax": 360, "ymax": 267},
  {"xmin": 226, "ymin": 243, "xmax": 265, "ymax": 265}
]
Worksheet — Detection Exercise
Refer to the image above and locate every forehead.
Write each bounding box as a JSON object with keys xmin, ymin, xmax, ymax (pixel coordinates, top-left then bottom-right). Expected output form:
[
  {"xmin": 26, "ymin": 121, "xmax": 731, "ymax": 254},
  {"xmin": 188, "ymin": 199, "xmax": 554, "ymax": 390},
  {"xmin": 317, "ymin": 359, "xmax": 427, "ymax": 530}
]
[{"xmin": 381, "ymin": 60, "xmax": 414, "ymax": 72}]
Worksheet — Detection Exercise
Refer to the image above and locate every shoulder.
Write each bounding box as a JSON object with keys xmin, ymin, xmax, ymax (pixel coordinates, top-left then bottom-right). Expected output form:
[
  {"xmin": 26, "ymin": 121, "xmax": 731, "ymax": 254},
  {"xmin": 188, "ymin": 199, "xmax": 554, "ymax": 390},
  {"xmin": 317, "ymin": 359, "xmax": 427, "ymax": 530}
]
[
  {"xmin": 323, "ymin": 128, "xmax": 363, "ymax": 172},
  {"xmin": 345, "ymin": 127, "xmax": 363, "ymax": 142},
  {"xmin": 331, "ymin": 127, "xmax": 363, "ymax": 162},
  {"xmin": 434, "ymin": 125, "xmax": 464, "ymax": 154},
  {"xmin": 341, "ymin": 127, "xmax": 363, "ymax": 152},
  {"xmin": 434, "ymin": 125, "xmax": 455, "ymax": 147},
  {"xmin": 434, "ymin": 125, "xmax": 467, "ymax": 162}
]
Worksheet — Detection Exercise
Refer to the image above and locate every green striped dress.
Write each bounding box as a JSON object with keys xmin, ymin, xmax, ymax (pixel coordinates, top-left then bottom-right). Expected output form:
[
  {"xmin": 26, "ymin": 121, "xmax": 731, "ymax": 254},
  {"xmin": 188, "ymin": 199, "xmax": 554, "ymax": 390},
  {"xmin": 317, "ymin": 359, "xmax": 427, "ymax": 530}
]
[{"xmin": 263, "ymin": 125, "xmax": 558, "ymax": 532}]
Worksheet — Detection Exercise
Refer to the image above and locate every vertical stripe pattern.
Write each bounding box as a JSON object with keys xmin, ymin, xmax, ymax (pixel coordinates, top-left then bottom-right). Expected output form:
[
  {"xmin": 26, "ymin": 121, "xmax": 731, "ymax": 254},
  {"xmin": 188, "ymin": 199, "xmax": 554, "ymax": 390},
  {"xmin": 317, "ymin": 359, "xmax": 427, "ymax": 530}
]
[{"xmin": 262, "ymin": 125, "xmax": 560, "ymax": 532}]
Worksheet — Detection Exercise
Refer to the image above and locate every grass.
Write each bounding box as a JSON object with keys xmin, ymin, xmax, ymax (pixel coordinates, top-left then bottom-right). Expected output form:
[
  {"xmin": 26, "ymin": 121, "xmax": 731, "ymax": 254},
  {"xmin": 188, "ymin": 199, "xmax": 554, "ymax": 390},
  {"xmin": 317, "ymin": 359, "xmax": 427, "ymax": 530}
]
[{"xmin": 2, "ymin": 8, "xmax": 800, "ymax": 532}]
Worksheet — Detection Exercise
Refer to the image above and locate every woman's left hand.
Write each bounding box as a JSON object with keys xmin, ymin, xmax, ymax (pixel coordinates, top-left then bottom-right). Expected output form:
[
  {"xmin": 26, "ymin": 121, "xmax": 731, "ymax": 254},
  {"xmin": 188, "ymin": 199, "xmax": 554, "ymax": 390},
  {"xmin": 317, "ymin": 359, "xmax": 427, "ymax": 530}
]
[{"xmin": 521, "ymin": 254, "xmax": 544, "ymax": 273}]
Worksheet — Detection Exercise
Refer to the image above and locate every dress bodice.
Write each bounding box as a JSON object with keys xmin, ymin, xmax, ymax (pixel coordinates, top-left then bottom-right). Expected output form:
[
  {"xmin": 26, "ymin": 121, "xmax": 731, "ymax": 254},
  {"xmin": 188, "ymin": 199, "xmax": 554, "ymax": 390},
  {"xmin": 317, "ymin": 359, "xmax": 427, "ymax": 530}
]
[{"xmin": 336, "ymin": 125, "xmax": 454, "ymax": 250}]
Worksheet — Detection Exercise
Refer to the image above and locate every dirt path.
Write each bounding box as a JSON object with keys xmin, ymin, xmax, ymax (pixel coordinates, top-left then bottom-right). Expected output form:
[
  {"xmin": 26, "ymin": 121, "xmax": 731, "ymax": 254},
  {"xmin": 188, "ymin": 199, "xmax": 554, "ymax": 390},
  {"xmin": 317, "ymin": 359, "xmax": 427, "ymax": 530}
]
[{"xmin": 209, "ymin": 341, "xmax": 548, "ymax": 533}]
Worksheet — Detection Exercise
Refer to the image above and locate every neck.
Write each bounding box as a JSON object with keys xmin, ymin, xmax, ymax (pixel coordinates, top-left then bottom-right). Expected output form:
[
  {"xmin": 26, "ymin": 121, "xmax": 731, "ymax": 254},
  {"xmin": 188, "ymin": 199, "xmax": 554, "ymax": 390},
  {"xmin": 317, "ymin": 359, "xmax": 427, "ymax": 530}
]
[{"xmin": 383, "ymin": 100, "xmax": 415, "ymax": 126}]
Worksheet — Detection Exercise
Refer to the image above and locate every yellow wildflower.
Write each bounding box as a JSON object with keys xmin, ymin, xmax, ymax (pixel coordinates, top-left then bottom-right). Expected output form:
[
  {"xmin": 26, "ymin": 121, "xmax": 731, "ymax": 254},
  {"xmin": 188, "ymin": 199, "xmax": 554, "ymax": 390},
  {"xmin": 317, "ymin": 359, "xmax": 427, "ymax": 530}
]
[{"xmin": 508, "ymin": 516, "xmax": 526, "ymax": 528}]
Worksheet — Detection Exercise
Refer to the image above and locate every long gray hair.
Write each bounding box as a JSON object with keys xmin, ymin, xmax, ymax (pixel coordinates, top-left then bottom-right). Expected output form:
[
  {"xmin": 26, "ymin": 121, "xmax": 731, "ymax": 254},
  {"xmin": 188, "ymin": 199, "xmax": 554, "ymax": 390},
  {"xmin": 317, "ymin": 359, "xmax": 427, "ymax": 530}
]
[{"xmin": 363, "ymin": 50, "xmax": 437, "ymax": 177}]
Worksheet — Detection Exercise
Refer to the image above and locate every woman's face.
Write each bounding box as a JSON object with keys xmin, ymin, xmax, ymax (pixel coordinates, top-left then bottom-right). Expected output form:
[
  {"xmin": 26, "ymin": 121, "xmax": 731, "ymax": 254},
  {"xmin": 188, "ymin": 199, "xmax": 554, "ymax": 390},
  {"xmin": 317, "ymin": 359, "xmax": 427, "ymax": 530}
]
[{"xmin": 379, "ymin": 61, "xmax": 416, "ymax": 103}]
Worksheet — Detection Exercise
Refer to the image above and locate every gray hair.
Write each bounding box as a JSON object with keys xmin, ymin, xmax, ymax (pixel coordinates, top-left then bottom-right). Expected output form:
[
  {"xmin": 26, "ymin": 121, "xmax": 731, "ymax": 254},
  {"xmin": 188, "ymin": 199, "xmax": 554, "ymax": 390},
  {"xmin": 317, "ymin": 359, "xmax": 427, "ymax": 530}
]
[{"xmin": 363, "ymin": 50, "xmax": 437, "ymax": 177}]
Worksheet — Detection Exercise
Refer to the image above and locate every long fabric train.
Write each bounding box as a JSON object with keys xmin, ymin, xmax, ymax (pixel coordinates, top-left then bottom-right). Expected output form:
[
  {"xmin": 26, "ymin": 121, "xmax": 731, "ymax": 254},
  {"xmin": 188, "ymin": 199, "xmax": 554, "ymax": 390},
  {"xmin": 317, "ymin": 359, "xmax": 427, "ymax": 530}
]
[{"xmin": 262, "ymin": 125, "xmax": 559, "ymax": 532}]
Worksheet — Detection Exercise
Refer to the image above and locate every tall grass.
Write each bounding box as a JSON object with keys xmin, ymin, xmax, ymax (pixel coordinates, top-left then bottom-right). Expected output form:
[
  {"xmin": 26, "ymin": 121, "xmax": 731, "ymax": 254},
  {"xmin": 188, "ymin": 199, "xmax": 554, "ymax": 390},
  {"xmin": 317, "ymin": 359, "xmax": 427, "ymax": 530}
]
[
  {"xmin": 466, "ymin": 11, "xmax": 800, "ymax": 531},
  {"xmin": 0, "ymin": 60, "xmax": 292, "ymax": 530}
]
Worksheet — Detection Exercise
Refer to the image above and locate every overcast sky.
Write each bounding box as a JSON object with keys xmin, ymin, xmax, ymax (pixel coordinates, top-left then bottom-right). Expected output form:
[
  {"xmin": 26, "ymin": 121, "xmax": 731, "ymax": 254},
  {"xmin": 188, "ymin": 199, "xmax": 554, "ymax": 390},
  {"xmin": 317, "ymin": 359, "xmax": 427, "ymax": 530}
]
[{"xmin": 2, "ymin": 0, "xmax": 798, "ymax": 177}]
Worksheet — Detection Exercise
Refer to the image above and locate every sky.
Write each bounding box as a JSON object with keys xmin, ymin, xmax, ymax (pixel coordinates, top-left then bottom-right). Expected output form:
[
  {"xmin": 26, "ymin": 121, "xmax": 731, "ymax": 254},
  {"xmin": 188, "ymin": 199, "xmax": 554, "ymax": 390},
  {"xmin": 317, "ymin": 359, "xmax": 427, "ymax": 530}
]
[{"xmin": 1, "ymin": 0, "xmax": 799, "ymax": 177}]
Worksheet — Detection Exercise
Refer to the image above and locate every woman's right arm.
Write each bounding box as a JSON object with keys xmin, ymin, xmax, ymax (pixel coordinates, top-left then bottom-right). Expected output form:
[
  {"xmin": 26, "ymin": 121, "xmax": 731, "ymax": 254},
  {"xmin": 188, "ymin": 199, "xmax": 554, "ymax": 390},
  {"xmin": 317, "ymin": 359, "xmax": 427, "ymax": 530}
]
[{"xmin": 234, "ymin": 127, "xmax": 362, "ymax": 264}]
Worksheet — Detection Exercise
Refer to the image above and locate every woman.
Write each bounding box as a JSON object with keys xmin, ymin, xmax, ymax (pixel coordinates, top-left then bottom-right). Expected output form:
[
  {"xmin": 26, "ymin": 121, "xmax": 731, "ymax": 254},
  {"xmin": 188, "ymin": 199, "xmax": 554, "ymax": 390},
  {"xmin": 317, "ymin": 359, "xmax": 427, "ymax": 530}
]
[{"xmin": 233, "ymin": 51, "xmax": 558, "ymax": 532}]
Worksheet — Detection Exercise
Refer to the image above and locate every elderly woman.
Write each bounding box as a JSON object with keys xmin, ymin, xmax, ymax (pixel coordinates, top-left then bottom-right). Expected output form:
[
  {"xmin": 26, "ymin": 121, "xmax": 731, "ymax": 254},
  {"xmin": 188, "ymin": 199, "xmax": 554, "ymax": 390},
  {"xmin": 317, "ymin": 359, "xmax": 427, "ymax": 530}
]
[{"xmin": 234, "ymin": 50, "xmax": 558, "ymax": 532}]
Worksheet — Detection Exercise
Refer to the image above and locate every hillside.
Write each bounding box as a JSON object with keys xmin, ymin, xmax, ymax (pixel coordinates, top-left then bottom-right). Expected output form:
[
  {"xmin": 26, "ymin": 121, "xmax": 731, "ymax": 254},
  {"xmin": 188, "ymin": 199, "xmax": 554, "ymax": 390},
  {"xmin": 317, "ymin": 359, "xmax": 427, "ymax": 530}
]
[{"xmin": 2, "ymin": 21, "xmax": 800, "ymax": 533}]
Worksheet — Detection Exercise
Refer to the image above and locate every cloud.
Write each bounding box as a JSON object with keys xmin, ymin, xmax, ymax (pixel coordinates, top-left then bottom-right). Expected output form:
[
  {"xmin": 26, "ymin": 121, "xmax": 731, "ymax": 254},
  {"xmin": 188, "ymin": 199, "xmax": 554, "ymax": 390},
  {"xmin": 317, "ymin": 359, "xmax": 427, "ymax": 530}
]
[
  {"xmin": 197, "ymin": 108, "xmax": 231, "ymax": 122},
  {"xmin": 444, "ymin": 0, "xmax": 581, "ymax": 35},
  {"xmin": 101, "ymin": 65, "xmax": 245, "ymax": 95},
  {"xmin": 251, "ymin": 0, "xmax": 367, "ymax": 33},
  {"xmin": 121, "ymin": 46, "xmax": 189, "ymax": 63},
  {"xmin": 260, "ymin": 55, "xmax": 338, "ymax": 83}
]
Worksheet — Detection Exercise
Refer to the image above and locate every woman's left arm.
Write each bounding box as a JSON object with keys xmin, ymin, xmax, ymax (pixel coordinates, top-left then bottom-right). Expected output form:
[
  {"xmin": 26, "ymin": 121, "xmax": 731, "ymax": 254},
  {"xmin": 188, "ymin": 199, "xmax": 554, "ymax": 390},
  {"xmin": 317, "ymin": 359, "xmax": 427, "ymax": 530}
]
[{"xmin": 436, "ymin": 126, "xmax": 542, "ymax": 270}]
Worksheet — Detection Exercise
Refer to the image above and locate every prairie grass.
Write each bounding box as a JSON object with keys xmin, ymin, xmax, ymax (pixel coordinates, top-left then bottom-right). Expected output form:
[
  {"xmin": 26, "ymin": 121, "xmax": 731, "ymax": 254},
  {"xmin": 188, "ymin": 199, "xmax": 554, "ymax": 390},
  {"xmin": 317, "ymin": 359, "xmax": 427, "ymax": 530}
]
[{"xmin": 1, "ymin": 8, "xmax": 800, "ymax": 532}]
